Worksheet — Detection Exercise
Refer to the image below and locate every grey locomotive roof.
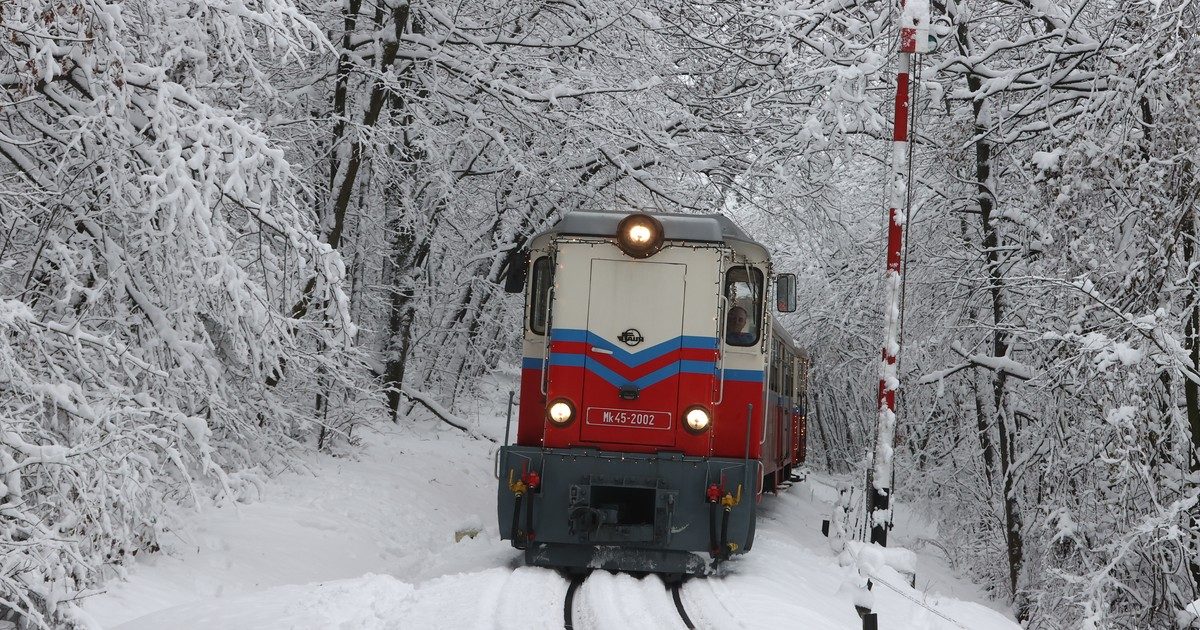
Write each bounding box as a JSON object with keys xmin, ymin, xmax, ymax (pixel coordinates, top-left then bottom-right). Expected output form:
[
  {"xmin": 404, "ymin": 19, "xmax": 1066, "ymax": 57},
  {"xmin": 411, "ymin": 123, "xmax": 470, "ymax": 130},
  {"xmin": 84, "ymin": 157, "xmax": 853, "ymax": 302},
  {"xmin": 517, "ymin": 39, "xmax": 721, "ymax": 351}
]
[{"xmin": 541, "ymin": 211, "xmax": 763, "ymax": 247}]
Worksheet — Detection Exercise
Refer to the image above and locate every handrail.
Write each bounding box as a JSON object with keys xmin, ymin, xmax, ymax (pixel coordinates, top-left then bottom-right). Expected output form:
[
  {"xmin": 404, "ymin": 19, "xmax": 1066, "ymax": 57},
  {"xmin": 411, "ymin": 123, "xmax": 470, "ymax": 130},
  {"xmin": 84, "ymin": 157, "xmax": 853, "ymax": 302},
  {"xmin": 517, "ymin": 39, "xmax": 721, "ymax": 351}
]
[
  {"xmin": 714, "ymin": 294, "xmax": 731, "ymax": 404},
  {"xmin": 494, "ymin": 390, "xmax": 516, "ymax": 480},
  {"xmin": 539, "ymin": 253, "xmax": 556, "ymax": 396},
  {"xmin": 760, "ymin": 393, "xmax": 769, "ymax": 445},
  {"xmin": 742, "ymin": 403, "xmax": 753, "ymax": 460}
]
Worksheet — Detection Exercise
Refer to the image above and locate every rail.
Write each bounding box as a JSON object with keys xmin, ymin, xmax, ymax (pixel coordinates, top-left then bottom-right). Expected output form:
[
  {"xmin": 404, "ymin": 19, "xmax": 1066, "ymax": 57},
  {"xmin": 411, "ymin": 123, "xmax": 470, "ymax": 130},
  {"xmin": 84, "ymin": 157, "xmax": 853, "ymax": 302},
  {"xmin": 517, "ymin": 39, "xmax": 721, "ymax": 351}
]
[{"xmin": 562, "ymin": 573, "xmax": 695, "ymax": 630}]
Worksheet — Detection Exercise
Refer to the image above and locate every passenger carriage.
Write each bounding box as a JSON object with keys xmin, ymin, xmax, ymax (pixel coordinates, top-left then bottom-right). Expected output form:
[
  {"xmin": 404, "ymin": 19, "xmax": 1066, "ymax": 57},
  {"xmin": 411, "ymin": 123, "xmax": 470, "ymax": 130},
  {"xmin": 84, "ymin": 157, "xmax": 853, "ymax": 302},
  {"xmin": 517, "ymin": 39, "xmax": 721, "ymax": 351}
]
[{"xmin": 497, "ymin": 211, "xmax": 808, "ymax": 576}]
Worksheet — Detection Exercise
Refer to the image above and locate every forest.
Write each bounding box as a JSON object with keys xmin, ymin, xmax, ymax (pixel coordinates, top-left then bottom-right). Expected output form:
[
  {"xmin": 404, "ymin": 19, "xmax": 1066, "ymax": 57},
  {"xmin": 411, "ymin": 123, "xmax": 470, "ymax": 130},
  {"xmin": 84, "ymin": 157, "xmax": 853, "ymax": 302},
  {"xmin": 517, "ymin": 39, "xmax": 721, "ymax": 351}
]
[{"xmin": 0, "ymin": 0, "xmax": 1197, "ymax": 628}]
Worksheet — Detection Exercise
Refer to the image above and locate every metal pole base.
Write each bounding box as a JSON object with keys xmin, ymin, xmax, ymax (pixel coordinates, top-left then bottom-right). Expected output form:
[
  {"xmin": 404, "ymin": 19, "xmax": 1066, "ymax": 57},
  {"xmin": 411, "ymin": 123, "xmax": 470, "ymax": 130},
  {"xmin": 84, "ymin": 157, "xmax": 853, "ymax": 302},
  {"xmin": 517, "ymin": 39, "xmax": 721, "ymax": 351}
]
[{"xmin": 869, "ymin": 486, "xmax": 889, "ymax": 547}]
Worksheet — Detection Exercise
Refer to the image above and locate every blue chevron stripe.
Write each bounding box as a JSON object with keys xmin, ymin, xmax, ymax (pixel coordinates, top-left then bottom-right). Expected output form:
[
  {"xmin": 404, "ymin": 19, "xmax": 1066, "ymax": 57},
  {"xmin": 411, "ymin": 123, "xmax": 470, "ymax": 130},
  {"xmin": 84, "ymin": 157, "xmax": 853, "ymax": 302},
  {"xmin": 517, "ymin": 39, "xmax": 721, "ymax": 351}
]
[
  {"xmin": 549, "ymin": 354, "xmax": 586, "ymax": 368},
  {"xmin": 680, "ymin": 360, "xmax": 720, "ymax": 376},
  {"xmin": 547, "ymin": 355, "xmax": 741, "ymax": 389},
  {"xmin": 527, "ymin": 355, "xmax": 762, "ymax": 386},
  {"xmin": 550, "ymin": 328, "xmax": 718, "ymax": 368},
  {"xmin": 723, "ymin": 369, "xmax": 763, "ymax": 383},
  {"xmin": 547, "ymin": 355, "xmax": 718, "ymax": 389},
  {"xmin": 537, "ymin": 328, "xmax": 761, "ymax": 389}
]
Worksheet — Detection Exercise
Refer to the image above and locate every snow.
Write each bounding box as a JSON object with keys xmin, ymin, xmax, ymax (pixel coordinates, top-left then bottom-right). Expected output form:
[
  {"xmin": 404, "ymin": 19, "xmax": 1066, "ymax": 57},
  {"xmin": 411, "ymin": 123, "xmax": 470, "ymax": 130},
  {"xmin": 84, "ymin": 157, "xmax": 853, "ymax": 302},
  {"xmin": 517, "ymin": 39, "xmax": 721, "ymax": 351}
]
[
  {"xmin": 899, "ymin": 0, "xmax": 932, "ymax": 53},
  {"xmin": 78, "ymin": 423, "xmax": 510, "ymax": 628},
  {"xmin": 843, "ymin": 540, "xmax": 918, "ymax": 576},
  {"xmin": 0, "ymin": 298, "xmax": 33, "ymax": 324},
  {"xmin": 1032, "ymin": 148, "xmax": 1064, "ymax": 172},
  {"xmin": 77, "ymin": 419, "xmax": 1022, "ymax": 630},
  {"xmin": 1181, "ymin": 599, "xmax": 1200, "ymax": 628}
]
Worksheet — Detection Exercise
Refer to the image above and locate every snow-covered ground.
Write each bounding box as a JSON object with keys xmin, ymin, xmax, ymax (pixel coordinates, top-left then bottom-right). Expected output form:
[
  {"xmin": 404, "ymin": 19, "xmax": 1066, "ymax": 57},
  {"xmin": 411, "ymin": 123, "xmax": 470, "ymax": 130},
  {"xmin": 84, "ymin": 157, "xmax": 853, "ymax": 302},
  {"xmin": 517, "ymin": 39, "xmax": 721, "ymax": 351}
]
[{"xmin": 76, "ymin": 411, "xmax": 1021, "ymax": 630}]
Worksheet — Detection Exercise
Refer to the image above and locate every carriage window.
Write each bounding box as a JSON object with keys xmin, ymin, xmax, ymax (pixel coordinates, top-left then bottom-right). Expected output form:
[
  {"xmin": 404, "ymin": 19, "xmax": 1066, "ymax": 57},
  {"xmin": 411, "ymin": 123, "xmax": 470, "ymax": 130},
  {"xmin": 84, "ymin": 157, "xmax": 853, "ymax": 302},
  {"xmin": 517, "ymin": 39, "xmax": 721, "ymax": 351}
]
[
  {"xmin": 790, "ymin": 359, "xmax": 797, "ymax": 399},
  {"xmin": 784, "ymin": 353, "xmax": 794, "ymax": 398},
  {"xmin": 797, "ymin": 358, "xmax": 808, "ymax": 400},
  {"xmin": 773, "ymin": 340, "xmax": 784, "ymax": 393},
  {"xmin": 723, "ymin": 267, "xmax": 763, "ymax": 347},
  {"xmin": 529, "ymin": 256, "xmax": 552, "ymax": 335},
  {"xmin": 769, "ymin": 340, "xmax": 781, "ymax": 392}
]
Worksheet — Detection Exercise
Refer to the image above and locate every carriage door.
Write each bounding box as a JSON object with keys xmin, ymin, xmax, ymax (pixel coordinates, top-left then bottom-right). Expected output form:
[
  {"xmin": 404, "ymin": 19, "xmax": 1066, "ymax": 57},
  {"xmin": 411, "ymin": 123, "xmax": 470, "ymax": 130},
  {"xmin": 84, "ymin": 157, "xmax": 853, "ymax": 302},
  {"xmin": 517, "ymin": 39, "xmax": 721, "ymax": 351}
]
[{"xmin": 580, "ymin": 259, "xmax": 685, "ymax": 447}]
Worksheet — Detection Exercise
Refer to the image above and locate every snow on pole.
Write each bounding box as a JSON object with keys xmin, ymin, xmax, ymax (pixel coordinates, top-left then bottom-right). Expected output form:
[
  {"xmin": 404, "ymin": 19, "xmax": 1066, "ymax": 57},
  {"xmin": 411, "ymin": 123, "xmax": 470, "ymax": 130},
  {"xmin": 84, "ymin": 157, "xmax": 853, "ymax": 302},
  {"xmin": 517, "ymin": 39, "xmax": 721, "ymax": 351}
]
[
  {"xmin": 870, "ymin": 0, "xmax": 926, "ymax": 548},
  {"xmin": 899, "ymin": 0, "xmax": 934, "ymax": 54}
]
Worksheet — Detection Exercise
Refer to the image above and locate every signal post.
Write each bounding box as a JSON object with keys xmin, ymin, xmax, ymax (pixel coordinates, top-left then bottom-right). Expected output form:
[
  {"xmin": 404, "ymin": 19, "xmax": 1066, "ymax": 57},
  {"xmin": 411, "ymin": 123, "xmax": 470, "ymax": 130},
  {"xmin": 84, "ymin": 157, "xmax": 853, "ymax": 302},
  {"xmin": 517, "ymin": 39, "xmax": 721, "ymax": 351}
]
[{"xmin": 869, "ymin": 0, "xmax": 931, "ymax": 548}]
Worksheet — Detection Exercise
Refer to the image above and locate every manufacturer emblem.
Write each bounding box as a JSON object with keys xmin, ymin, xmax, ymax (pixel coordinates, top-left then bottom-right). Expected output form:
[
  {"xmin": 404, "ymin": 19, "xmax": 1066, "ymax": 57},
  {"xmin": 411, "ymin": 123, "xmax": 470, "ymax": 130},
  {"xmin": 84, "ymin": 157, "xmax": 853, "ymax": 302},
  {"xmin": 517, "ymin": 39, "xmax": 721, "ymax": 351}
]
[{"xmin": 617, "ymin": 329, "xmax": 644, "ymax": 347}]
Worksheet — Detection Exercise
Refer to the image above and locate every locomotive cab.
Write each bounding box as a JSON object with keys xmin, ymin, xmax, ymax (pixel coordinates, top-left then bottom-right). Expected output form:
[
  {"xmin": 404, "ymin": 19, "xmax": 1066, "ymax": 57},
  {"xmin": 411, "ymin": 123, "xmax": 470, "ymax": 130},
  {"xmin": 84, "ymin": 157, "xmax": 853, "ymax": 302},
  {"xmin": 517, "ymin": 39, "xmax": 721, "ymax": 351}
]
[{"xmin": 498, "ymin": 211, "xmax": 806, "ymax": 576}]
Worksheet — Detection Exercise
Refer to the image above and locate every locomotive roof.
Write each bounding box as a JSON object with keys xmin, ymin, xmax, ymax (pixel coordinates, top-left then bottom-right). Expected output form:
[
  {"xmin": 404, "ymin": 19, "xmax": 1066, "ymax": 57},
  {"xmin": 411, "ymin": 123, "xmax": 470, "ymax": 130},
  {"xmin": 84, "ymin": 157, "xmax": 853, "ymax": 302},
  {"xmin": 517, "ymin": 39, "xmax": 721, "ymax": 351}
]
[{"xmin": 543, "ymin": 211, "xmax": 764, "ymax": 248}]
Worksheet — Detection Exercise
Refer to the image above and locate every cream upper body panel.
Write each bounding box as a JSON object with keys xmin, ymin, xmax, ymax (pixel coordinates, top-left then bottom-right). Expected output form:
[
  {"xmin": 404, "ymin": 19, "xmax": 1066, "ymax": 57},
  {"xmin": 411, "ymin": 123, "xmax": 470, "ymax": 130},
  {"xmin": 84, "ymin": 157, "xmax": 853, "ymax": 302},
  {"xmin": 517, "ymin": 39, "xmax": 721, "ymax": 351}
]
[
  {"xmin": 521, "ymin": 212, "xmax": 773, "ymax": 380},
  {"xmin": 548, "ymin": 238, "xmax": 724, "ymax": 345}
]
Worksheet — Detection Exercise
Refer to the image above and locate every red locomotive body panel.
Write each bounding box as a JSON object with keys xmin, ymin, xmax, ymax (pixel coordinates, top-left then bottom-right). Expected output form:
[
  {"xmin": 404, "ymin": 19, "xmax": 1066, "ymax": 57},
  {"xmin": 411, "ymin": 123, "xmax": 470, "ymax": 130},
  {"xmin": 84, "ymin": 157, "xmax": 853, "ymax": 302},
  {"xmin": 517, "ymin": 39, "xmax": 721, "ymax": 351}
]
[
  {"xmin": 711, "ymin": 378, "xmax": 764, "ymax": 461},
  {"xmin": 534, "ymin": 331, "xmax": 727, "ymax": 455},
  {"xmin": 517, "ymin": 359, "xmax": 547, "ymax": 445},
  {"xmin": 519, "ymin": 356, "xmax": 776, "ymax": 459}
]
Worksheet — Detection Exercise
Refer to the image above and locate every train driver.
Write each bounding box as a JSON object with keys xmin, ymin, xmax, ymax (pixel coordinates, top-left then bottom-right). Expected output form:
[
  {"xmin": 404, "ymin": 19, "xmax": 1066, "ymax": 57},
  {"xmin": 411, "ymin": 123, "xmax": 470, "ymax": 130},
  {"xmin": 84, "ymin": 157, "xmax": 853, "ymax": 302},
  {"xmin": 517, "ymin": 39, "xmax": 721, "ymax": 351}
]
[{"xmin": 726, "ymin": 306, "xmax": 756, "ymax": 345}]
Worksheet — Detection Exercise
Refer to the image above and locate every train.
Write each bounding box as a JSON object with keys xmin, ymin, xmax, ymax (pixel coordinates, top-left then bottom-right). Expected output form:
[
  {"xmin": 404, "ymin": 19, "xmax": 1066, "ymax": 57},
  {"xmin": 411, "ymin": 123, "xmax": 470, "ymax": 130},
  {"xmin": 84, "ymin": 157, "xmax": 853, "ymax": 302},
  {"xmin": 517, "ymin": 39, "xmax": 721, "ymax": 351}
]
[{"xmin": 497, "ymin": 210, "xmax": 809, "ymax": 577}]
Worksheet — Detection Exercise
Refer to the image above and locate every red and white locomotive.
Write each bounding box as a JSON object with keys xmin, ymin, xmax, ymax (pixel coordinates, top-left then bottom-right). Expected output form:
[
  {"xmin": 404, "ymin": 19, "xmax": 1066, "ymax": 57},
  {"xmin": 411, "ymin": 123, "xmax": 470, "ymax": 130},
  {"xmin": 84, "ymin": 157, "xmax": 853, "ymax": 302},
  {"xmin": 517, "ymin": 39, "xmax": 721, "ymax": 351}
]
[{"xmin": 498, "ymin": 211, "xmax": 808, "ymax": 575}]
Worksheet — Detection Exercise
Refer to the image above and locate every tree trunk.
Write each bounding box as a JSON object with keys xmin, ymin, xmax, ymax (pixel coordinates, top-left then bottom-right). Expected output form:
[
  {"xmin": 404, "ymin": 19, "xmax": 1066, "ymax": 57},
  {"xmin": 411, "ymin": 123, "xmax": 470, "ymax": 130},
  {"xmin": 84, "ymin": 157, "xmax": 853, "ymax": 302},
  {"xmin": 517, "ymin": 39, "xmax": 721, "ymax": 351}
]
[
  {"xmin": 329, "ymin": 0, "xmax": 362, "ymax": 203},
  {"xmin": 959, "ymin": 20, "xmax": 1027, "ymax": 620},
  {"xmin": 383, "ymin": 225, "xmax": 417, "ymax": 422},
  {"xmin": 809, "ymin": 359, "xmax": 837, "ymax": 472},
  {"xmin": 276, "ymin": 2, "xmax": 413, "ymax": 333},
  {"xmin": 1183, "ymin": 208, "xmax": 1200, "ymax": 471},
  {"xmin": 382, "ymin": 205, "xmax": 440, "ymax": 421},
  {"xmin": 1183, "ymin": 205, "xmax": 1200, "ymax": 592},
  {"xmin": 971, "ymin": 365, "xmax": 996, "ymax": 489}
]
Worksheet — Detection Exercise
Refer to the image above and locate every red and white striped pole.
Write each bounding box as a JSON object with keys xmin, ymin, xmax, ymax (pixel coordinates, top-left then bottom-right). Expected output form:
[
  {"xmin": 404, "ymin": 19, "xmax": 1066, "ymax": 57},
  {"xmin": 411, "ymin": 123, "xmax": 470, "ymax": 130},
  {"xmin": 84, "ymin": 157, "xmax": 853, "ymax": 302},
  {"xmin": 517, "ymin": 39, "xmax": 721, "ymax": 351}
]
[{"xmin": 870, "ymin": 0, "xmax": 929, "ymax": 547}]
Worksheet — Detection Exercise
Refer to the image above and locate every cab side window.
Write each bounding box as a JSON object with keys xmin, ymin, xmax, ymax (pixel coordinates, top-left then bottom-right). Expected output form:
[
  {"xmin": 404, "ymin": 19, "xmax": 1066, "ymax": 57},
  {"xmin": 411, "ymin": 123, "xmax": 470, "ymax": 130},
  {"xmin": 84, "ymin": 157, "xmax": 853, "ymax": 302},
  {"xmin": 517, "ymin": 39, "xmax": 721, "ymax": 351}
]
[
  {"xmin": 724, "ymin": 267, "xmax": 763, "ymax": 347},
  {"xmin": 529, "ymin": 256, "xmax": 552, "ymax": 335}
]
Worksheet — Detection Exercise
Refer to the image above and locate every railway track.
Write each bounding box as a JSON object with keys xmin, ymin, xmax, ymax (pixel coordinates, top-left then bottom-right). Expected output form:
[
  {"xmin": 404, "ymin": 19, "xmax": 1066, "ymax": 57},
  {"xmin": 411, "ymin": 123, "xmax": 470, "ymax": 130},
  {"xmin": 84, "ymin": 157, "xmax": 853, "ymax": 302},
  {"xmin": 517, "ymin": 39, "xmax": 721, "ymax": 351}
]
[{"xmin": 562, "ymin": 572, "xmax": 696, "ymax": 630}]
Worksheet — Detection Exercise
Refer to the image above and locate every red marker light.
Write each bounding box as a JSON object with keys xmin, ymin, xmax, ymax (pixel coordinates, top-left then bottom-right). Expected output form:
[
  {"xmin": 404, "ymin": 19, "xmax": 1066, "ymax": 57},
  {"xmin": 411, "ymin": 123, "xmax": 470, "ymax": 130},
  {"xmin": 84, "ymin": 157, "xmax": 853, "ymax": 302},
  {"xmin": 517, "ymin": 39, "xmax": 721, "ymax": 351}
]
[{"xmin": 525, "ymin": 470, "xmax": 541, "ymax": 491}]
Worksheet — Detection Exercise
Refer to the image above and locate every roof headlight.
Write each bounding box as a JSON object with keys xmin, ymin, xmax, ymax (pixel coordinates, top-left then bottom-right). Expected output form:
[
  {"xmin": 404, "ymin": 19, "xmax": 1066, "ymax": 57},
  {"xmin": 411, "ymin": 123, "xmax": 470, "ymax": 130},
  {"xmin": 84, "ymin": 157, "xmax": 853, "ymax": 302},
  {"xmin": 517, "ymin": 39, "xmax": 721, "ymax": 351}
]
[
  {"xmin": 684, "ymin": 406, "xmax": 712, "ymax": 434},
  {"xmin": 616, "ymin": 213, "xmax": 664, "ymax": 258}
]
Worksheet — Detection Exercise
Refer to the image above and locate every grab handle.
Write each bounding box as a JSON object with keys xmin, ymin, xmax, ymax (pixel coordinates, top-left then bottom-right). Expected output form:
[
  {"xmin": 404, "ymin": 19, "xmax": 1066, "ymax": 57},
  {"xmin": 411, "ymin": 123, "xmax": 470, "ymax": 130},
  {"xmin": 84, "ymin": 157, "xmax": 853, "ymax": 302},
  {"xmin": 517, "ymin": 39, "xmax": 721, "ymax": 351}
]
[{"xmin": 714, "ymin": 295, "xmax": 730, "ymax": 404}]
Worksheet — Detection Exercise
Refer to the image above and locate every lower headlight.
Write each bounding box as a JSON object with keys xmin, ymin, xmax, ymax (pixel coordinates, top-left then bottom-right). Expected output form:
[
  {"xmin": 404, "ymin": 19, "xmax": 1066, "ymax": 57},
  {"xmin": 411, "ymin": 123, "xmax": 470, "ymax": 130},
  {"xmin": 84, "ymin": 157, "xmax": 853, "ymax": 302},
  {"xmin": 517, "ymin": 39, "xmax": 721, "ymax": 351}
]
[
  {"xmin": 684, "ymin": 406, "xmax": 712, "ymax": 434},
  {"xmin": 547, "ymin": 399, "xmax": 576, "ymax": 426}
]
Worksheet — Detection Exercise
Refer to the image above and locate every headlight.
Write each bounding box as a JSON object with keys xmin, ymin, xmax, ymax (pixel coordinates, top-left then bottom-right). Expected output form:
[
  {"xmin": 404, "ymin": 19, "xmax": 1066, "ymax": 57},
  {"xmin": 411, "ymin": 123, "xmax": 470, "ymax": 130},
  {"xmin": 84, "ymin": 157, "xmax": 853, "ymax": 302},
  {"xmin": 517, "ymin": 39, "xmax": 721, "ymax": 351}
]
[
  {"xmin": 616, "ymin": 213, "xmax": 664, "ymax": 258},
  {"xmin": 547, "ymin": 399, "xmax": 576, "ymax": 426},
  {"xmin": 684, "ymin": 406, "xmax": 712, "ymax": 434},
  {"xmin": 628, "ymin": 224, "xmax": 653, "ymax": 244}
]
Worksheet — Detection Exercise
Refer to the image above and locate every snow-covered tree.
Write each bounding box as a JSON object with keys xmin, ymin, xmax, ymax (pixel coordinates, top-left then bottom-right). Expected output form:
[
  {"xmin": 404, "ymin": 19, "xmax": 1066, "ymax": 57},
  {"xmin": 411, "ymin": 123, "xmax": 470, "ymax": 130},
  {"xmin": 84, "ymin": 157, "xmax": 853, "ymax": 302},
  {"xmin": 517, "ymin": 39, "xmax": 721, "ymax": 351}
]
[{"xmin": 0, "ymin": 1, "xmax": 362, "ymax": 626}]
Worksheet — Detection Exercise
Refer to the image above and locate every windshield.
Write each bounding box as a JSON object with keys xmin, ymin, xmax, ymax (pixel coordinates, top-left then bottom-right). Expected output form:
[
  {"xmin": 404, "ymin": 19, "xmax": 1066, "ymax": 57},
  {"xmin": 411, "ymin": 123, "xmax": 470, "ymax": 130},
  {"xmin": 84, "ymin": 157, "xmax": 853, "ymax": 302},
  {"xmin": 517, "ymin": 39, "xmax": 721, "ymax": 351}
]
[
  {"xmin": 529, "ymin": 256, "xmax": 552, "ymax": 335},
  {"xmin": 724, "ymin": 266, "xmax": 763, "ymax": 347}
]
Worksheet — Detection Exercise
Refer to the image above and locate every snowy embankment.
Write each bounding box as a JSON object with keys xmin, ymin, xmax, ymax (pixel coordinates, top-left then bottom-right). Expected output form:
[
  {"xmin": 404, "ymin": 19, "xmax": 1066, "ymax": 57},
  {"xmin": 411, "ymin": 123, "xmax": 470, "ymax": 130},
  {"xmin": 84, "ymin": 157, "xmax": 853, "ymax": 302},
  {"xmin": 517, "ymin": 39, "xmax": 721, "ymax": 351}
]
[{"xmin": 76, "ymin": 418, "xmax": 1020, "ymax": 629}]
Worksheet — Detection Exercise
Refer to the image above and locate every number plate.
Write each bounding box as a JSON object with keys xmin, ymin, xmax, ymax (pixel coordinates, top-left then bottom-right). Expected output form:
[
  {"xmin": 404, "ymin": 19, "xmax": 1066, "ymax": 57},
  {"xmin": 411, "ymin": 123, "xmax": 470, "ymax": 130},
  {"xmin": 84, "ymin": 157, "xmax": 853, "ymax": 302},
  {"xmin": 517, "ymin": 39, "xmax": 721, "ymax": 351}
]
[{"xmin": 585, "ymin": 407, "xmax": 672, "ymax": 430}]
